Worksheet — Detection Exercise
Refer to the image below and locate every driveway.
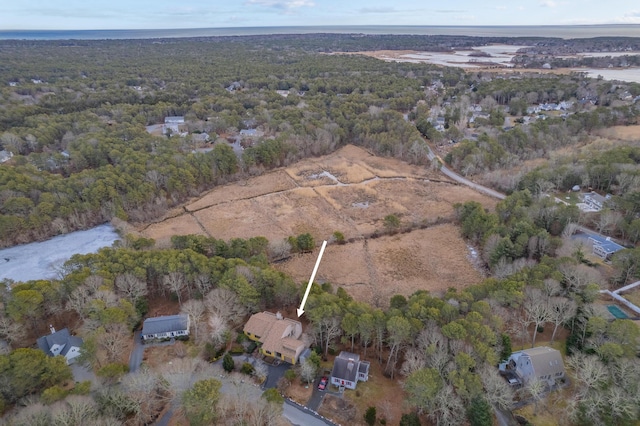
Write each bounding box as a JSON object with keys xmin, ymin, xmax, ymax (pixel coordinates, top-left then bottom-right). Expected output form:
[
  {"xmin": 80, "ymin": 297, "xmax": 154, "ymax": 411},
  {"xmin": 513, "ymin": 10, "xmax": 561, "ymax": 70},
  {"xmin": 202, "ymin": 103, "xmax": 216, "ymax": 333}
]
[
  {"xmin": 306, "ymin": 376, "xmax": 327, "ymax": 411},
  {"xmin": 263, "ymin": 361, "xmax": 291, "ymax": 390},
  {"xmin": 128, "ymin": 331, "xmax": 144, "ymax": 373}
]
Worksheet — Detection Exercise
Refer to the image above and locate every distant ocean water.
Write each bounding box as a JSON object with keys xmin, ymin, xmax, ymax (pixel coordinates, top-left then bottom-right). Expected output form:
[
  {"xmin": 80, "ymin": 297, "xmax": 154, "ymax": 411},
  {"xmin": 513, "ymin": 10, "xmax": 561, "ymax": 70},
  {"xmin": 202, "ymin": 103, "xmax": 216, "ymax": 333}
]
[{"xmin": 1, "ymin": 25, "xmax": 639, "ymax": 41}]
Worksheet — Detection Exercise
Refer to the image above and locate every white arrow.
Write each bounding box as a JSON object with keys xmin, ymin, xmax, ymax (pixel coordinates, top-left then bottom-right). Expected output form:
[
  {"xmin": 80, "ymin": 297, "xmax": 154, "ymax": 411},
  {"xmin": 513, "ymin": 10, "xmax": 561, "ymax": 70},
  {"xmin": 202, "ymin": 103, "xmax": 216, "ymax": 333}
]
[{"xmin": 297, "ymin": 240, "xmax": 327, "ymax": 317}]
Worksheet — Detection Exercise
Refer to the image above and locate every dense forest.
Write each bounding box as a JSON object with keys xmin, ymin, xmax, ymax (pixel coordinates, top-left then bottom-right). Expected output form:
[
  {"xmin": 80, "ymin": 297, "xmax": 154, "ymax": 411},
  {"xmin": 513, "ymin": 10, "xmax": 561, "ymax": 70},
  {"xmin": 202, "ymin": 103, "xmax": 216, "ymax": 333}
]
[{"xmin": 1, "ymin": 33, "xmax": 640, "ymax": 426}]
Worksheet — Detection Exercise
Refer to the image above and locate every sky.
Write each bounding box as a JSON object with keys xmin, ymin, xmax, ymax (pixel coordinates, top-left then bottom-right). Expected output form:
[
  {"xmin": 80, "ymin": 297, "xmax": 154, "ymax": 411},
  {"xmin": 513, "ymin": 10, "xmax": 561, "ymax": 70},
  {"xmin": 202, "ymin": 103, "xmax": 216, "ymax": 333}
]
[{"xmin": 1, "ymin": 0, "xmax": 640, "ymax": 30}]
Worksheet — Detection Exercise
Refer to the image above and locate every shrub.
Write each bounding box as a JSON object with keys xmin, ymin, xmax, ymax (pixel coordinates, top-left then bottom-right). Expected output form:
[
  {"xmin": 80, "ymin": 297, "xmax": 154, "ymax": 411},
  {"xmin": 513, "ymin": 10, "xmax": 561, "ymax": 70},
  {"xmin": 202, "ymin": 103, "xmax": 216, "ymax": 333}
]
[
  {"xmin": 400, "ymin": 412, "xmax": 422, "ymax": 426},
  {"xmin": 364, "ymin": 406, "xmax": 377, "ymax": 426},
  {"xmin": 97, "ymin": 363, "xmax": 129, "ymax": 381},
  {"xmin": 229, "ymin": 344, "xmax": 244, "ymax": 355},
  {"xmin": 332, "ymin": 231, "xmax": 345, "ymax": 244},
  {"xmin": 223, "ymin": 353, "xmax": 235, "ymax": 373},
  {"xmin": 72, "ymin": 381, "xmax": 92, "ymax": 395},
  {"xmin": 241, "ymin": 362, "xmax": 255, "ymax": 375},
  {"xmin": 262, "ymin": 388, "xmax": 284, "ymax": 404},
  {"xmin": 42, "ymin": 385, "xmax": 68, "ymax": 404},
  {"xmin": 246, "ymin": 341, "xmax": 257, "ymax": 354},
  {"xmin": 284, "ymin": 369, "xmax": 297, "ymax": 381}
]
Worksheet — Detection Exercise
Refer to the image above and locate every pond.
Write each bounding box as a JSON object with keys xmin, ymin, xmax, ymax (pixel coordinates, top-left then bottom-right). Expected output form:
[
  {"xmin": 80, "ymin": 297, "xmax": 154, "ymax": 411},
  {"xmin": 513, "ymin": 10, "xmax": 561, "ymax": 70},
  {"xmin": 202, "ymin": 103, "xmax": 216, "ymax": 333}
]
[{"xmin": 0, "ymin": 223, "xmax": 120, "ymax": 283}]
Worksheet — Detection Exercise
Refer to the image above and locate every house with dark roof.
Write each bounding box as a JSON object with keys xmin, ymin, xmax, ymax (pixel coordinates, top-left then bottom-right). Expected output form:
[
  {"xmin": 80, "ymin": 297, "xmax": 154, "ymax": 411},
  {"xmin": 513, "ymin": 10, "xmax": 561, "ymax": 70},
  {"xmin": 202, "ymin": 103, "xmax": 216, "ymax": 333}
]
[
  {"xmin": 583, "ymin": 192, "xmax": 608, "ymax": 211},
  {"xmin": 507, "ymin": 346, "xmax": 564, "ymax": 387},
  {"xmin": 141, "ymin": 314, "xmax": 190, "ymax": 341},
  {"xmin": 330, "ymin": 351, "xmax": 370, "ymax": 390},
  {"xmin": 588, "ymin": 233, "xmax": 625, "ymax": 260},
  {"xmin": 36, "ymin": 326, "xmax": 83, "ymax": 364},
  {"xmin": 243, "ymin": 311, "xmax": 307, "ymax": 364}
]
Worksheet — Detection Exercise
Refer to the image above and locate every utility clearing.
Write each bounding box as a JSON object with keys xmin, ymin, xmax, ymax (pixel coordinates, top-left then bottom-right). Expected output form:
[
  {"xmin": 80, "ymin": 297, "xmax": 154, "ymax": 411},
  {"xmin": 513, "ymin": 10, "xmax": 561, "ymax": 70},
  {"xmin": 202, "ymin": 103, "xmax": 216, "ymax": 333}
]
[{"xmin": 138, "ymin": 145, "xmax": 496, "ymax": 303}]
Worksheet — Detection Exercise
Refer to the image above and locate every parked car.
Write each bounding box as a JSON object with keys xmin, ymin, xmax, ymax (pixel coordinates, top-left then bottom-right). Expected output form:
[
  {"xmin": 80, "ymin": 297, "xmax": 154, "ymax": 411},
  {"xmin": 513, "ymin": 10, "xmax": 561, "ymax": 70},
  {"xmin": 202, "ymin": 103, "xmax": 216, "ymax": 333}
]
[{"xmin": 318, "ymin": 376, "xmax": 328, "ymax": 391}]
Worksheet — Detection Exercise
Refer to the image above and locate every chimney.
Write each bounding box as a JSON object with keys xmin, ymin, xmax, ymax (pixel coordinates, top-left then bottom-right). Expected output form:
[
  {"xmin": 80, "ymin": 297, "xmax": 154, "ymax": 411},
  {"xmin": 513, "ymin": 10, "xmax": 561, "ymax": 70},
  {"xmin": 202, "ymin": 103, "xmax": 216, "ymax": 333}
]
[
  {"xmin": 276, "ymin": 311, "xmax": 283, "ymax": 320},
  {"xmin": 49, "ymin": 324, "xmax": 56, "ymax": 334}
]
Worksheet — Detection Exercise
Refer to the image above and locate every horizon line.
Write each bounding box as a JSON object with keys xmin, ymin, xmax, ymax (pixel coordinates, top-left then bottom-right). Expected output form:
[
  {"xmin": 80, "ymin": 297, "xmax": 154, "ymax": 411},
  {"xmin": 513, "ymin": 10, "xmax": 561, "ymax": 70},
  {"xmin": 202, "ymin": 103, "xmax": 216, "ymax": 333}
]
[{"xmin": 2, "ymin": 23, "xmax": 640, "ymax": 32}]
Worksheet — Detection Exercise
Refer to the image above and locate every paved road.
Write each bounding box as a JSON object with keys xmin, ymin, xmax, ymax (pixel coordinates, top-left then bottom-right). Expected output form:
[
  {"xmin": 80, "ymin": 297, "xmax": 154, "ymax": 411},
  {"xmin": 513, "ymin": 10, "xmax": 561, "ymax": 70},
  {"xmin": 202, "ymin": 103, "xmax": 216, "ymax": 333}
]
[
  {"xmin": 425, "ymin": 142, "xmax": 506, "ymax": 200},
  {"xmin": 283, "ymin": 400, "xmax": 336, "ymax": 426}
]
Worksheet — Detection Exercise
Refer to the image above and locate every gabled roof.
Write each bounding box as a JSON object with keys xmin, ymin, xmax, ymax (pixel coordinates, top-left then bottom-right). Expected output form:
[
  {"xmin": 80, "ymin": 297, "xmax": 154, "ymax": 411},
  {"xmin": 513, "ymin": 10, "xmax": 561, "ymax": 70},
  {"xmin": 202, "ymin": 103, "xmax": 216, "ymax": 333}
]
[
  {"xmin": 36, "ymin": 328, "xmax": 82, "ymax": 357},
  {"xmin": 37, "ymin": 328, "xmax": 70, "ymax": 353},
  {"xmin": 61, "ymin": 336, "xmax": 83, "ymax": 356},
  {"xmin": 244, "ymin": 312, "xmax": 306, "ymax": 360},
  {"xmin": 331, "ymin": 351, "xmax": 361, "ymax": 382},
  {"xmin": 521, "ymin": 346, "xmax": 564, "ymax": 376},
  {"xmin": 142, "ymin": 314, "xmax": 189, "ymax": 335}
]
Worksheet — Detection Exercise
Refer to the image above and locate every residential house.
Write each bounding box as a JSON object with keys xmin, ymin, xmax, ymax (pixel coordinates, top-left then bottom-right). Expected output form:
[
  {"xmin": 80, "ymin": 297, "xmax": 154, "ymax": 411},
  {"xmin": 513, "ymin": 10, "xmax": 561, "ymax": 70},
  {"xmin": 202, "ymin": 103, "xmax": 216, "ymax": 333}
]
[
  {"xmin": 243, "ymin": 311, "xmax": 307, "ymax": 364},
  {"xmin": 163, "ymin": 116, "xmax": 185, "ymax": 135},
  {"xmin": 36, "ymin": 326, "xmax": 83, "ymax": 364},
  {"xmin": 141, "ymin": 314, "xmax": 190, "ymax": 341},
  {"xmin": 0, "ymin": 150, "xmax": 13, "ymax": 163},
  {"xmin": 330, "ymin": 351, "xmax": 370, "ymax": 390},
  {"xmin": 583, "ymin": 192, "xmax": 608, "ymax": 211},
  {"xmin": 587, "ymin": 233, "xmax": 625, "ymax": 260},
  {"xmin": 507, "ymin": 346, "xmax": 565, "ymax": 387}
]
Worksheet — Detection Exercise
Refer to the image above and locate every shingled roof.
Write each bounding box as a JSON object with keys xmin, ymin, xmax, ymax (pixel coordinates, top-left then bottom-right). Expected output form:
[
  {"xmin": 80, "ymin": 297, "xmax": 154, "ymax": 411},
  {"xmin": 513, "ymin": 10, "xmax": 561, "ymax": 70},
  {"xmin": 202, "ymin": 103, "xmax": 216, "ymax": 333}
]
[{"xmin": 142, "ymin": 314, "xmax": 189, "ymax": 335}]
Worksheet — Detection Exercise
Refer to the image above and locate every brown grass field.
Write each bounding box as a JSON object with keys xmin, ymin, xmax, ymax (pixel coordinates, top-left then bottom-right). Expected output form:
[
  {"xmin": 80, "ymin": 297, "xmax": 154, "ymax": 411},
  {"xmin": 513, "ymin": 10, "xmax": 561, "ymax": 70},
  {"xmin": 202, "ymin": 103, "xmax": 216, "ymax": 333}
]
[{"xmin": 137, "ymin": 145, "xmax": 497, "ymax": 303}]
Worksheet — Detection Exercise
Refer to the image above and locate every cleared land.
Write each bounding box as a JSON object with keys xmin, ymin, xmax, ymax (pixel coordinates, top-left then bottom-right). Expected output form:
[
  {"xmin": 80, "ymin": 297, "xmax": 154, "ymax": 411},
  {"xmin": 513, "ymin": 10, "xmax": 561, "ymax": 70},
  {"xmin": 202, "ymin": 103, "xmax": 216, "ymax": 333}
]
[{"xmin": 138, "ymin": 145, "xmax": 496, "ymax": 302}]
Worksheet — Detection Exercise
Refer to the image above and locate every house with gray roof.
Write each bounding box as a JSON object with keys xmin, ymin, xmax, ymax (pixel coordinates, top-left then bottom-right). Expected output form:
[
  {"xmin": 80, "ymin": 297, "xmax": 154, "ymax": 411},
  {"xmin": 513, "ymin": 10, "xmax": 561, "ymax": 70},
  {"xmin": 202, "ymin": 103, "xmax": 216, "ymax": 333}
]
[
  {"xmin": 37, "ymin": 326, "xmax": 83, "ymax": 364},
  {"xmin": 587, "ymin": 233, "xmax": 625, "ymax": 260},
  {"xmin": 507, "ymin": 346, "xmax": 564, "ymax": 387},
  {"xmin": 0, "ymin": 150, "xmax": 13, "ymax": 164},
  {"xmin": 141, "ymin": 314, "xmax": 190, "ymax": 341},
  {"xmin": 330, "ymin": 351, "xmax": 370, "ymax": 390}
]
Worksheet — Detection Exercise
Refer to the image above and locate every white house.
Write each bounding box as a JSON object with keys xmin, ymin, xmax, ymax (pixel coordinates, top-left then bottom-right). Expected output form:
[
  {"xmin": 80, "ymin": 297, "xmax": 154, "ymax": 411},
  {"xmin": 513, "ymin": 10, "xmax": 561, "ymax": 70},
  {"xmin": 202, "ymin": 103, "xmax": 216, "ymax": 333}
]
[
  {"xmin": 0, "ymin": 150, "xmax": 13, "ymax": 163},
  {"xmin": 507, "ymin": 346, "xmax": 564, "ymax": 387},
  {"xmin": 583, "ymin": 192, "xmax": 608, "ymax": 211},
  {"xmin": 141, "ymin": 314, "xmax": 190, "ymax": 341},
  {"xmin": 163, "ymin": 116, "xmax": 185, "ymax": 135},
  {"xmin": 36, "ymin": 326, "xmax": 83, "ymax": 364},
  {"xmin": 330, "ymin": 351, "xmax": 370, "ymax": 390}
]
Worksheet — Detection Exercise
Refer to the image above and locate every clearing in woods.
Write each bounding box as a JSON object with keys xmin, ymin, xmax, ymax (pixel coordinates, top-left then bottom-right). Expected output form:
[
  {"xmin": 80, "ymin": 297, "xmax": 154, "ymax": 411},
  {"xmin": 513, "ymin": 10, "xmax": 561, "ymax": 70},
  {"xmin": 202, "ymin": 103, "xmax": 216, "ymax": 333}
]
[{"xmin": 138, "ymin": 144, "xmax": 496, "ymax": 303}]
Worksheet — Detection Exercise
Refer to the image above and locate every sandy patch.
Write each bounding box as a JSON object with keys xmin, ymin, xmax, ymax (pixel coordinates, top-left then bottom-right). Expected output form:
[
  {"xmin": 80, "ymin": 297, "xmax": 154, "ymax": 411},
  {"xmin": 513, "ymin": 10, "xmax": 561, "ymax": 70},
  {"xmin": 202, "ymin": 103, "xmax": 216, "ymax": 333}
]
[{"xmin": 595, "ymin": 125, "xmax": 640, "ymax": 141}]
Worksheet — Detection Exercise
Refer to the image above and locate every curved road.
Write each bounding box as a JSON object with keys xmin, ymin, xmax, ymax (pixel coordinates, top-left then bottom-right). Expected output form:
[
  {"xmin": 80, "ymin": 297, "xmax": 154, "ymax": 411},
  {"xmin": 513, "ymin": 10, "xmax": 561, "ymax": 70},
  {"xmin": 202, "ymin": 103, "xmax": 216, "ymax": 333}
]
[{"xmin": 425, "ymin": 143, "xmax": 506, "ymax": 200}]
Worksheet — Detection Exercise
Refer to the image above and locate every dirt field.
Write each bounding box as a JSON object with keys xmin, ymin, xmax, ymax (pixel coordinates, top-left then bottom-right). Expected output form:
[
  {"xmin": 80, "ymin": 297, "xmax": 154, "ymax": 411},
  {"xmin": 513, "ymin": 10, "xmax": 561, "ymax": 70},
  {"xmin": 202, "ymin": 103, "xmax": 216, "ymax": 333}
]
[{"xmin": 137, "ymin": 145, "xmax": 495, "ymax": 303}]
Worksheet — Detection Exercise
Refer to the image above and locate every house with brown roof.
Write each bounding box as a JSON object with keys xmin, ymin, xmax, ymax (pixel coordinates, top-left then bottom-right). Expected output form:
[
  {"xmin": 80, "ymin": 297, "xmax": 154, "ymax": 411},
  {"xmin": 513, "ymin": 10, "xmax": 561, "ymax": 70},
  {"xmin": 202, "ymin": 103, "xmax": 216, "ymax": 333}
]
[
  {"xmin": 243, "ymin": 311, "xmax": 307, "ymax": 364},
  {"xmin": 508, "ymin": 346, "xmax": 565, "ymax": 387}
]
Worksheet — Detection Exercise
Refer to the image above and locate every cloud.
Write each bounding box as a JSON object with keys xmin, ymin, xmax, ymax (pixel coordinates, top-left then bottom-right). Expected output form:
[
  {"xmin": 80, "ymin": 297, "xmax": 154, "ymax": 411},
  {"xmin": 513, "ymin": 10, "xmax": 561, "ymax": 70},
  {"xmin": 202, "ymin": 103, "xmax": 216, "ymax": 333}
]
[
  {"xmin": 616, "ymin": 10, "xmax": 640, "ymax": 23},
  {"xmin": 496, "ymin": 6, "xmax": 507, "ymax": 10},
  {"xmin": 435, "ymin": 10, "xmax": 467, "ymax": 13},
  {"xmin": 539, "ymin": 0, "xmax": 557, "ymax": 7},
  {"xmin": 245, "ymin": 0, "xmax": 314, "ymax": 9},
  {"xmin": 359, "ymin": 7, "xmax": 397, "ymax": 14}
]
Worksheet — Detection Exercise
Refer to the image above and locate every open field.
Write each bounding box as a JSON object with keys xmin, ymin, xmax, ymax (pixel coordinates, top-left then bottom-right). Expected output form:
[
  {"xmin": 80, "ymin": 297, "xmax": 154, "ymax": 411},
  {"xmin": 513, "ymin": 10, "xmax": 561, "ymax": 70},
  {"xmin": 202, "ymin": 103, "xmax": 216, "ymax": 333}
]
[
  {"xmin": 595, "ymin": 125, "xmax": 640, "ymax": 142},
  {"xmin": 138, "ymin": 145, "xmax": 496, "ymax": 303}
]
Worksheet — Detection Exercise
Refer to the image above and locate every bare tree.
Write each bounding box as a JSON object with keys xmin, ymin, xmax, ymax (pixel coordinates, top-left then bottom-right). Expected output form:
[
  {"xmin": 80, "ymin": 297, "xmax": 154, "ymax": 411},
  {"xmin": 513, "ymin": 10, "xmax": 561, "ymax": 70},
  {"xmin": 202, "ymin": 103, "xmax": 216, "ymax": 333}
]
[
  {"xmin": 194, "ymin": 273, "xmax": 213, "ymax": 297},
  {"xmin": 548, "ymin": 297, "xmax": 577, "ymax": 343},
  {"xmin": 121, "ymin": 366, "xmax": 171, "ymax": 425},
  {"xmin": 299, "ymin": 359, "xmax": 318, "ymax": 385},
  {"xmin": 204, "ymin": 288, "xmax": 247, "ymax": 327},
  {"xmin": 114, "ymin": 273, "xmax": 148, "ymax": 304},
  {"xmin": 163, "ymin": 272, "xmax": 186, "ymax": 305},
  {"xmin": 478, "ymin": 365, "xmax": 514, "ymax": 411},
  {"xmin": 401, "ymin": 347, "xmax": 427, "ymax": 377},
  {"xmin": 431, "ymin": 384, "xmax": 466, "ymax": 426},
  {"xmin": 180, "ymin": 299, "xmax": 206, "ymax": 342},
  {"xmin": 525, "ymin": 378, "xmax": 546, "ymax": 415},
  {"xmin": 100, "ymin": 323, "xmax": 130, "ymax": 363},
  {"xmin": 208, "ymin": 314, "xmax": 229, "ymax": 347},
  {"xmin": 567, "ymin": 354, "xmax": 608, "ymax": 399},
  {"xmin": 0, "ymin": 313, "xmax": 25, "ymax": 346},
  {"xmin": 524, "ymin": 287, "xmax": 550, "ymax": 348}
]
